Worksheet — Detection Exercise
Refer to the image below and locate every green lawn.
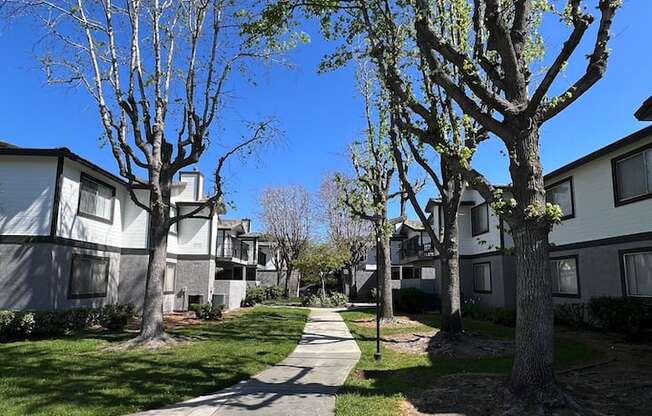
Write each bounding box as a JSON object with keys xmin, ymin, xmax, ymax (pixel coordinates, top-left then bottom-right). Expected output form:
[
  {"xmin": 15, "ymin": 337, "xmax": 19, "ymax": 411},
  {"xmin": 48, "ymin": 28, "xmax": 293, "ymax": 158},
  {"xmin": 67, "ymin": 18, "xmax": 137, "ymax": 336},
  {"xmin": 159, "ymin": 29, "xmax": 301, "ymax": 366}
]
[
  {"xmin": 336, "ymin": 309, "xmax": 598, "ymax": 416},
  {"xmin": 0, "ymin": 306, "xmax": 309, "ymax": 416}
]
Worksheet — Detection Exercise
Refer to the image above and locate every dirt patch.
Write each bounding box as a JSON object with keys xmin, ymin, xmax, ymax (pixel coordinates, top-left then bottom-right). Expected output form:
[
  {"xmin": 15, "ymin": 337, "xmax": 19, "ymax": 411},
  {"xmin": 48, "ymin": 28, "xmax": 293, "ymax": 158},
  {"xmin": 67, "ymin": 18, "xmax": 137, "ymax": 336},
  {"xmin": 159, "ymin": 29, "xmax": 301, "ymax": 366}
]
[
  {"xmin": 384, "ymin": 330, "xmax": 513, "ymax": 358},
  {"xmin": 399, "ymin": 331, "xmax": 652, "ymax": 415},
  {"xmin": 352, "ymin": 316, "xmax": 424, "ymax": 329}
]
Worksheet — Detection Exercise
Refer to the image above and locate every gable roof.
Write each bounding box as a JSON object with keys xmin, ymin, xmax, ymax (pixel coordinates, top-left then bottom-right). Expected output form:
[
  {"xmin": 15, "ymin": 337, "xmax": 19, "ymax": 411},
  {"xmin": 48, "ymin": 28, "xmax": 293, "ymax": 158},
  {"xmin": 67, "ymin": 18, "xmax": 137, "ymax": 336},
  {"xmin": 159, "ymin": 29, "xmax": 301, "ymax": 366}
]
[{"xmin": 635, "ymin": 96, "xmax": 652, "ymax": 121}]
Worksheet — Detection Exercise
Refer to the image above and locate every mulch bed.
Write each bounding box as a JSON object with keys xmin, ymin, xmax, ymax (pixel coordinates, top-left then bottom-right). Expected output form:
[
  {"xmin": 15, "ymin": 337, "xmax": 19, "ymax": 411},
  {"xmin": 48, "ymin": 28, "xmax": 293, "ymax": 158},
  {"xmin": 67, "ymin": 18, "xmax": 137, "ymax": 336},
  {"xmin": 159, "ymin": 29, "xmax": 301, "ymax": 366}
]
[
  {"xmin": 384, "ymin": 330, "xmax": 513, "ymax": 358},
  {"xmin": 398, "ymin": 332, "xmax": 652, "ymax": 416}
]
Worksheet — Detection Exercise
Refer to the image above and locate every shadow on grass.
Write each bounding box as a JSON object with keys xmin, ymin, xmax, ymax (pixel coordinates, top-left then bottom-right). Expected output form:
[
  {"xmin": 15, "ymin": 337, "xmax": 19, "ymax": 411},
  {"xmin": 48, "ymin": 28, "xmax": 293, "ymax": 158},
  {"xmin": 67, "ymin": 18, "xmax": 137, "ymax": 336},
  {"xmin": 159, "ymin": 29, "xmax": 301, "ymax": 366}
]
[{"xmin": 0, "ymin": 307, "xmax": 309, "ymax": 416}]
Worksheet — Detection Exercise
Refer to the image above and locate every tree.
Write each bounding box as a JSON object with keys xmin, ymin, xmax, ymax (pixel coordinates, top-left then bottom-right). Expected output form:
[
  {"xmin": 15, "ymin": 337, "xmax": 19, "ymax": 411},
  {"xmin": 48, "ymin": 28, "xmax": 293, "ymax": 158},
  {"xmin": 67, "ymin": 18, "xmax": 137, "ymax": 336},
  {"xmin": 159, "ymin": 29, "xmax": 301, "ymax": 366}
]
[
  {"xmin": 259, "ymin": 185, "xmax": 314, "ymax": 296},
  {"xmin": 335, "ymin": 66, "xmax": 407, "ymax": 321},
  {"xmin": 294, "ymin": 242, "xmax": 348, "ymax": 297},
  {"xmin": 259, "ymin": 0, "xmax": 620, "ymax": 404},
  {"xmin": 319, "ymin": 174, "xmax": 373, "ymax": 298},
  {"xmin": 15, "ymin": 0, "xmax": 286, "ymax": 345}
]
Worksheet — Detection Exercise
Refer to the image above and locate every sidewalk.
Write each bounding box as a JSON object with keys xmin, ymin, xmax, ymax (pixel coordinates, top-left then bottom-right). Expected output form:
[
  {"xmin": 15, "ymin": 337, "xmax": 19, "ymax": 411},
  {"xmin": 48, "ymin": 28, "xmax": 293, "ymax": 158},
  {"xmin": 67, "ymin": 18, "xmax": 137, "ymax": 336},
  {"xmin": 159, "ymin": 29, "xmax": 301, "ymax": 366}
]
[{"xmin": 130, "ymin": 307, "xmax": 361, "ymax": 416}]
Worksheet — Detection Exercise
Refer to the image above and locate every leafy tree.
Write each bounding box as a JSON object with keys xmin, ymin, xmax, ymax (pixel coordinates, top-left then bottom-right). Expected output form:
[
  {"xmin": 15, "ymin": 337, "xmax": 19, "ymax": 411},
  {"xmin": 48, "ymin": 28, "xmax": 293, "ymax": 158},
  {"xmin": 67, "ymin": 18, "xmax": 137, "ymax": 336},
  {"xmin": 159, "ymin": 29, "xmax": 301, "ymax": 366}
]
[
  {"xmin": 259, "ymin": 185, "xmax": 314, "ymax": 296},
  {"xmin": 14, "ymin": 0, "xmax": 288, "ymax": 346},
  {"xmin": 258, "ymin": 0, "xmax": 620, "ymax": 402},
  {"xmin": 294, "ymin": 242, "xmax": 349, "ymax": 297},
  {"xmin": 319, "ymin": 174, "xmax": 373, "ymax": 298}
]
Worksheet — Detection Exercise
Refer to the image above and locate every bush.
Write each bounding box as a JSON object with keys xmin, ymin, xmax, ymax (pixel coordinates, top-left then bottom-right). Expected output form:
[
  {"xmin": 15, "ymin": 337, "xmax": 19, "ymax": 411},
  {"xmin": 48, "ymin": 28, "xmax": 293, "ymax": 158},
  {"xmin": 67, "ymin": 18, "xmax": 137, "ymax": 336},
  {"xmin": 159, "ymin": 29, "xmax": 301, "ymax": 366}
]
[
  {"xmin": 589, "ymin": 296, "xmax": 652, "ymax": 337},
  {"xmin": 301, "ymin": 290, "xmax": 348, "ymax": 307},
  {"xmin": 462, "ymin": 298, "xmax": 516, "ymax": 327},
  {"xmin": 243, "ymin": 286, "xmax": 286, "ymax": 307},
  {"xmin": 393, "ymin": 288, "xmax": 426, "ymax": 314},
  {"xmin": 554, "ymin": 303, "xmax": 592, "ymax": 329},
  {"xmin": 99, "ymin": 304, "xmax": 135, "ymax": 331},
  {"xmin": 189, "ymin": 303, "xmax": 223, "ymax": 320}
]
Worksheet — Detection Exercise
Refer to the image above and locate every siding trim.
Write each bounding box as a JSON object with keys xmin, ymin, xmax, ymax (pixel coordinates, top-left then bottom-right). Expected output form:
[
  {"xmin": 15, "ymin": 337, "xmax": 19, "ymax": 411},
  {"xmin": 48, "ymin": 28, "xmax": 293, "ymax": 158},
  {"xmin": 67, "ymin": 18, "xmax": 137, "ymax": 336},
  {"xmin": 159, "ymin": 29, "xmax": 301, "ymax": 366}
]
[
  {"xmin": 549, "ymin": 231, "xmax": 652, "ymax": 252},
  {"xmin": 50, "ymin": 154, "xmax": 65, "ymax": 237}
]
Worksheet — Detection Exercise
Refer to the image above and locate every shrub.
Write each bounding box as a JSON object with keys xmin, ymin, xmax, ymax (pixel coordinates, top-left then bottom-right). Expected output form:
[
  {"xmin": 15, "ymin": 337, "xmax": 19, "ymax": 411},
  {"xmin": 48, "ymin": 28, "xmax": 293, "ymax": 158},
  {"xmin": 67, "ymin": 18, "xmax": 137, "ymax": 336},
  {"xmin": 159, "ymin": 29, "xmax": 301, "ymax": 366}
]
[
  {"xmin": 589, "ymin": 296, "xmax": 652, "ymax": 337},
  {"xmin": 554, "ymin": 303, "xmax": 592, "ymax": 329},
  {"xmin": 393, "ymin": 288, "xmax": 427, "ymax": 314},
  {"xmin": 462, "ymin": 299, "xmax": 516, "ymax": 327},
  {"xmin": 243, "ymin": 287, "xmax": 268, "ymax": 307},
  {"xmin": 0, "ymin": 310, "xmax": 15, "ymax": 336},
  {"xmin": 189, "ymin": 303, "xmax": 223, "ymax": 320},
  {"xmin": 99, "ymin": 304, "xmax": 135, "ymax": 331},
  {"xmin": 301, "ymin": 290, "xmax": 348, "ymax": 307},
  {"xmin": 265, "ymin": 286, "xmax": 284, "ymax": 301}
]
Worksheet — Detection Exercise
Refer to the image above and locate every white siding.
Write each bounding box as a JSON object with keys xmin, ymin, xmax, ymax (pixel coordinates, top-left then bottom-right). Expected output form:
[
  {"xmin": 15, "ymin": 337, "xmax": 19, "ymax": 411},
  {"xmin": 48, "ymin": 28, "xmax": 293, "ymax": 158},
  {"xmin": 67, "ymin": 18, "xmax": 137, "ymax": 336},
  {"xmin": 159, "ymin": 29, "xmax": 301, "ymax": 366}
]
[
  {"xmin": 548, "ymin": 135, "xmax": 652, "ymax": 245},
  {"xmin": 56, "ymin": 161, "xmax": 124, "ymax": 246},
  {"xmin": 0, "ymin": 155, "xmax": 58, "ymax": 236},
  {"xmin": 458, "ymin": 190, "xmax": 502, "ymax": 255},
  {"xmin": 176, "ymin": 173, "xmax": 199, "ymax": 201},
  {"xmin": 121, "ymin": 188, "xmax": 149, "ymax": 249},
  {"xmin": 177, "ymin": 205, "xmax": 210, "ymax": 254}
]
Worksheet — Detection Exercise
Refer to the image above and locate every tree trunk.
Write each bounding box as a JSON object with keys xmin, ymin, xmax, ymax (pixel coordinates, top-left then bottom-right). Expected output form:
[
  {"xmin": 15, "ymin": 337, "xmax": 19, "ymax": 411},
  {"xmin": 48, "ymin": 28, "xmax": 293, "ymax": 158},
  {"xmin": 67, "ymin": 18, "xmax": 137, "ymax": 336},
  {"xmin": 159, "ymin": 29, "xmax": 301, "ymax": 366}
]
[
  {"xmin": 139, "ymin": 202, "xmax": 168, "ymax": 340},
  {"xmin": 377, "ymin": 232, "xmax": 394, "ymax": 320},
  {"xmin": 508, "ymin": 126, "xmax": 556, "ymax": 391},
  {"xmin": 440, "ymin": 211, "xmax": 463, "ymax": 333}
]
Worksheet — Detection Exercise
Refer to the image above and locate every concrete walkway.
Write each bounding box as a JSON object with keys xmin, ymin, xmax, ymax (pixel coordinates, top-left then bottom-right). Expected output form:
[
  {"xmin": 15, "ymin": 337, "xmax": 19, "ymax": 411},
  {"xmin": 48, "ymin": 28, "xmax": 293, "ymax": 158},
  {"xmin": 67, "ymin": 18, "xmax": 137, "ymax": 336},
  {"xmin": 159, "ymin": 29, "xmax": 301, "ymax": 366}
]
[{"xmin": 130, "ymin": 308, "xmax": 361, "ymax": 416}]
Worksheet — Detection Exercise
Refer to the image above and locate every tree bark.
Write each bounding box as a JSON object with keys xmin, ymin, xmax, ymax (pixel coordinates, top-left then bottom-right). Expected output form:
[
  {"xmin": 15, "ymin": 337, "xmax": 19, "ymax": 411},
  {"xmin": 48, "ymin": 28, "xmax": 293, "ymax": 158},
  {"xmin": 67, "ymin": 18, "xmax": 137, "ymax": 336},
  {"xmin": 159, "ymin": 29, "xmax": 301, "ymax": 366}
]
[
  {"xmin": 139, "ymin": 200, "xmax": 169, "ymax": 340},
  {"xmin": 508, "ymin": 126, "xmax": 556, "ymax": 391},
  {"xmin": 440, "ymin": 213, "xmax": 462, "ymax": 333},
  {"xmin": 377, "ymin": 231, "xmax": 394, "ymax": 320}
]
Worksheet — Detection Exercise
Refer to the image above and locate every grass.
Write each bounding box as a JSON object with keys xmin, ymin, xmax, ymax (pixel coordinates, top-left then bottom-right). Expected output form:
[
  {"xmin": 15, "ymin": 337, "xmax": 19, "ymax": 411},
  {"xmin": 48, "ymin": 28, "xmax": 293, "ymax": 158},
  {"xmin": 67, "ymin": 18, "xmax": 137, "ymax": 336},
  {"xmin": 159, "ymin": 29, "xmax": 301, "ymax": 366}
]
[
  {"xmin": 335, "ymin": 308, "xmax": 599, "ymax": 416},
  {"xmin": 0, "ymin": 306, "xmax": 309, "ymax": 416}
]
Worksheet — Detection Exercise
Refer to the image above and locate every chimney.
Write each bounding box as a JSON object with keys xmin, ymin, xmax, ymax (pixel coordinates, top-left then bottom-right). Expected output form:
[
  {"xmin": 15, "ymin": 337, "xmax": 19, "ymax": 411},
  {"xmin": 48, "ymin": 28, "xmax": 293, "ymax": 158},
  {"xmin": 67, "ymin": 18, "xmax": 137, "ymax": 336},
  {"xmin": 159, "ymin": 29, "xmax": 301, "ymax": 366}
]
[{"xmin": 241, "ymin": 218, "xmax": 251, "ymax": 233}]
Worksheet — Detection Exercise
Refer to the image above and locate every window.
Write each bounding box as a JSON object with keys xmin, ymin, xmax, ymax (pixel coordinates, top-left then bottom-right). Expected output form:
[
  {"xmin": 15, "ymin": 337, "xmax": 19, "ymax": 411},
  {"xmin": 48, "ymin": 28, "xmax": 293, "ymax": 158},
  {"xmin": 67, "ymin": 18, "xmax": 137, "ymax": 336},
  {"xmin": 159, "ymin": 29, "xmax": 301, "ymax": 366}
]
[
  {"xmin": 473, "ymin": 263, "xmax": 491, "ymax": 293},
  {"xmin": 164, "ymin": 263, "xmax": 176, "ymax": 294},
  {"xmin": 246, "ymin": 267, "xmax": 257, "ymax": 281},
  {"xmin": 550, "ymin": 257, "xmax": 579, "ymax": 296},
  {"xmin": 258, "ymin": 250, "xmax": 267, "ymax": 266},
  {"xmin": 169, "ymin": 206, "xmax": 178, "ymax": 235},
  {"xmin": 613, "ymin": 146, "xmax": 652, "ymax": 205},
  {"xmin": 391, "ymin": 267, "xmax": 401, "ymax": 280},
  {"xmin": 69, "ymin": 254, "xmax": 109, "ymax": 299},
  {"xmin": 546, "ymin": 178, "xmax": 574, "ymax": 219},
  {"xmin": 471, "ymin": 203, "xmax": 489, "ymax": 236},
  {"xmin": 78, "ymin": 174, "xmax": 115, "ymax": 223},
  {"xmin": 623, "ymin": 250, "xmax": 652, "ymax": 297}
]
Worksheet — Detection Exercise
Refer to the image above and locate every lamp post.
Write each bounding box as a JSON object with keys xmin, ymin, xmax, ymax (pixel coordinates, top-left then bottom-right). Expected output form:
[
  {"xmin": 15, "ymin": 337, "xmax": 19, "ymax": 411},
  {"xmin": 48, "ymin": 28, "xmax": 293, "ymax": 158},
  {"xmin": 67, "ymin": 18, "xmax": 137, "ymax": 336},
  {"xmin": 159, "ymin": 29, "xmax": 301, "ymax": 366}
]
[{"xmin": 374, "ymin": 241, "xmax": 382, "ymax": 363}]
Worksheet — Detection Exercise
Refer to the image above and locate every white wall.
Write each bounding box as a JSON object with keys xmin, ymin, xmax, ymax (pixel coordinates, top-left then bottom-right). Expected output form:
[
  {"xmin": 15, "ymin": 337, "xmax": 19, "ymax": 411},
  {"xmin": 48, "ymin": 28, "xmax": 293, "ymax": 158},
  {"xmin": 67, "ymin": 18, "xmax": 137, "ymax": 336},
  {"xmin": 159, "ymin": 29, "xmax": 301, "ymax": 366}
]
[
  {"xmin": 56, "ymin": 160, "xmax": 125, "ymax": 247},
  {"xmin": 0, "ymin": 155, "xmax": 57, "ymax": 235},
  {"xmin": 458, "ymin": 190, "xmax": 502, "ymax": 255},
  {"xmin": 548, "ymin": 135, "xmax": 652, "ymax": 245},
  {"xmin": 176, "ymin": 205, "xmax": 210, "ymax": 255}
]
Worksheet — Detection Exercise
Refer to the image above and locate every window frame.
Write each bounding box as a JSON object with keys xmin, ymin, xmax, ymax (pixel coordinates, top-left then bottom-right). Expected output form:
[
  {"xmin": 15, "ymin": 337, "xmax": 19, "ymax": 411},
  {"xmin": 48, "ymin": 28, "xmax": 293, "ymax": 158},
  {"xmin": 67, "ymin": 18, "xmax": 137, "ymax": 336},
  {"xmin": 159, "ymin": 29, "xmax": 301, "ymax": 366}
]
[
  {"xmin": 545, "ymin": 177, "xmax": 575, "ymax": 220},
  {"xmin": 620, "ymin": 247, "xmax": 652, "ymax": 298},
  {"xmin": 471, "ymin": 203, "xmax": 490, "ymax": 237},
  {"xmin": 68, "ymin": 253, "xmax": 110, "ymax": 299},
  {"xmin": 164, "ymin": 262, "xmax": 176, "ymax": 294},
  {"xmin": 77, "ymin": 172, "xmax": 116, "ymax": 224},
  {"xmin": 611, "ymin": 142, "xmax": 652, "ymax": 207},
  {"xmin": 550, "ymin": 255, "xmax": 581, "ymax": 298},
  {"xmin": 472, "ymin": 262, "xmax": 492, "ymax": 294}
]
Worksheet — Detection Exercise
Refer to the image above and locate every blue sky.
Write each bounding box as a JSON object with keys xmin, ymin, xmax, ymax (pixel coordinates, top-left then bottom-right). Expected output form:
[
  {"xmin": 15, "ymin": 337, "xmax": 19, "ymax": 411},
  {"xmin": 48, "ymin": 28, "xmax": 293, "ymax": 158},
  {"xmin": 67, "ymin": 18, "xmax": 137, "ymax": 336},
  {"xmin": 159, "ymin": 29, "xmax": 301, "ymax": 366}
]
[{"xmin": 1, "ymin": 1, "xmax": 651, "ymax": 231}]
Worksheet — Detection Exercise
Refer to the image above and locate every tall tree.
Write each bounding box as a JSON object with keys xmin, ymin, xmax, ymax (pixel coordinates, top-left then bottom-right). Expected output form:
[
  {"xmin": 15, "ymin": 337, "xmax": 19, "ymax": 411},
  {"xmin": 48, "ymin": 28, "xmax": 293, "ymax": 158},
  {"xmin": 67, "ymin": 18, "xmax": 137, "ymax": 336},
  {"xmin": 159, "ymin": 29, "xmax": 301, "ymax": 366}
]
[
  {"xmin": 319, "ymin": 174, "xmax": 373, "ymax": 298},
  {"xmin": 17, "ymin": 0, "xmax": 286, "ymax": 345},
  {"xmin": 336, "ymin": 67, "xmax": 408, "ymax": 320},
  {"xmin": 258, "ymin": 0, "xmax": 620, "ymax": 403},
  {"xmin": 259, "ymin": 185, "xmax": 314, "ymax": 296}
]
